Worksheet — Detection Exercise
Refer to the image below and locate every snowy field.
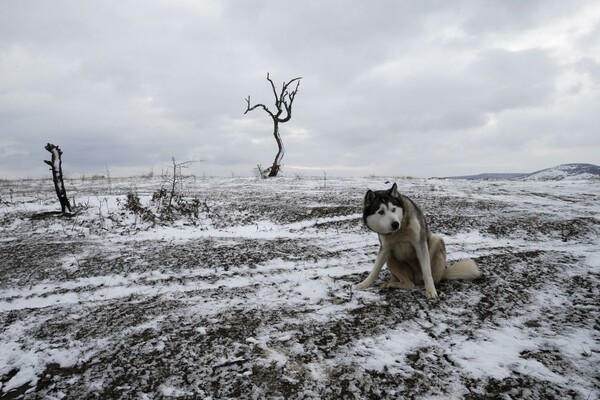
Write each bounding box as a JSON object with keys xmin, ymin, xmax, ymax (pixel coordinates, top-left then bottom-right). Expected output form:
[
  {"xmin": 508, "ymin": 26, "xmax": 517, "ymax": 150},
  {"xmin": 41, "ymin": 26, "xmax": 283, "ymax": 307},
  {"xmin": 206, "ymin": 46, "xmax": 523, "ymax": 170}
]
[{"xmin": 0, "ymin": 175, "xmax": 598, "ymax": 399}]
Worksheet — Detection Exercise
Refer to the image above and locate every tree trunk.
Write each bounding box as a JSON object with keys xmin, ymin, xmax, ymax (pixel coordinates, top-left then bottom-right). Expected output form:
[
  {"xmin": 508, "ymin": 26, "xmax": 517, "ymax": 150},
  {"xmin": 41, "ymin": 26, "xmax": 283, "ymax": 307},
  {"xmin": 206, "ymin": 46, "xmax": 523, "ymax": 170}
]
[
  {"xmin": 44, "ymin": 143, "xmax": 72, "ymax": 214},
  {"xmin": 268, "ymin": 119, "xmax": 284, "ymax": 177}
]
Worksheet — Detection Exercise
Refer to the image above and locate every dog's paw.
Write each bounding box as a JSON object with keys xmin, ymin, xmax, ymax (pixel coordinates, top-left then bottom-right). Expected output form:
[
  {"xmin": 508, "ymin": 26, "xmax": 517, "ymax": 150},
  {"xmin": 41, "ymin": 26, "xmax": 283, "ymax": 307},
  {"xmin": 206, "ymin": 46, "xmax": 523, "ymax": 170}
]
[
  {"xmin": 381, "ymin": 281, "xmax": 414, "ymax": 290},
  {"xmin": 355, "ymin": 281, "xmax": 371, "ymax": 290},
  {"xmin": 380, "ymin": 281, "xmax": 395, "ymax": 290},
  {"xmin": 425, "ymin": 286, "xmax": 438, "ymax": 299}
]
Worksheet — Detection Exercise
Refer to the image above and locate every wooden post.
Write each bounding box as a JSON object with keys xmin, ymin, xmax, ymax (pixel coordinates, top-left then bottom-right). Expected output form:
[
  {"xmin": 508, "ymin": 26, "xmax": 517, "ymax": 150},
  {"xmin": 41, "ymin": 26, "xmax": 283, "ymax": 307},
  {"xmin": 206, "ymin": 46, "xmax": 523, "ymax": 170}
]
[{"xmin": 44, "ymin": 143, "xmax": 72, "ymax": 214}]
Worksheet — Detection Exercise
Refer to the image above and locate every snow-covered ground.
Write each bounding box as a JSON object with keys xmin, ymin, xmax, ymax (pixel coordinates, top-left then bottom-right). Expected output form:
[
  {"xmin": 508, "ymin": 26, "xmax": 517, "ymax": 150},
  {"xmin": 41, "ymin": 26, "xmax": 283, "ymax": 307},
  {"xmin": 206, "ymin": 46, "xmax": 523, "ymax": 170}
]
[{"xmin": 0, "ymin": 176, "xmax": 598, "ymax": 399}]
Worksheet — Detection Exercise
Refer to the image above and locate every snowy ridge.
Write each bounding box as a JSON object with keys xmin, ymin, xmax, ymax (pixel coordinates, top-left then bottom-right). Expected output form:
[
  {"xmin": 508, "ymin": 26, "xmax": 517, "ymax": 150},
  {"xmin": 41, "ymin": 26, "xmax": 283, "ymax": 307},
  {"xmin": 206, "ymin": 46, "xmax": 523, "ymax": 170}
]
[
  {"xmin": 444, "ymin": 163, "xmax": 600, "ymax": 181},
  {"xmin": 521, "ymin": 163, "xmax": 600, "ymax": 181}
]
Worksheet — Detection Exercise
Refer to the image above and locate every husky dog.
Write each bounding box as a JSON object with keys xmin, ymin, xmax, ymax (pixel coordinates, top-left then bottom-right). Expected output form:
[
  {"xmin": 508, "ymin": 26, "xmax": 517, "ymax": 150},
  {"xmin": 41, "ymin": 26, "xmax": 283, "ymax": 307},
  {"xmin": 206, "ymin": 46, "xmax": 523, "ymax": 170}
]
[{"xmin": 356, "ymin": 183, "xmax": 480, "ymax": 299}]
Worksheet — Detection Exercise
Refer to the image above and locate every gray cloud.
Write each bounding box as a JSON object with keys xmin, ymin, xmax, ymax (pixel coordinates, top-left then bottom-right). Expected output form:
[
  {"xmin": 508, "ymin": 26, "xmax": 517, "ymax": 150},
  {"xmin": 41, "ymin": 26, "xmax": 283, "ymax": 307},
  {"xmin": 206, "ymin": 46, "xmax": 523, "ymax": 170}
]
[{"xmin": 0, "ymin": 0, "xmax": 598, "ymax": 179}]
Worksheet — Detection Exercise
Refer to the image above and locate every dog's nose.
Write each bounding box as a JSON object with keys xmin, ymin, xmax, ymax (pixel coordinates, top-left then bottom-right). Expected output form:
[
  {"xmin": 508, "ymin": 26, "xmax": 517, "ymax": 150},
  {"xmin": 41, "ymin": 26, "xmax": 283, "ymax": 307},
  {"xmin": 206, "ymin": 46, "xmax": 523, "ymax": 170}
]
[{"xmin": 391, "ymin": 221, "xmax": 399, "ymax": 230}]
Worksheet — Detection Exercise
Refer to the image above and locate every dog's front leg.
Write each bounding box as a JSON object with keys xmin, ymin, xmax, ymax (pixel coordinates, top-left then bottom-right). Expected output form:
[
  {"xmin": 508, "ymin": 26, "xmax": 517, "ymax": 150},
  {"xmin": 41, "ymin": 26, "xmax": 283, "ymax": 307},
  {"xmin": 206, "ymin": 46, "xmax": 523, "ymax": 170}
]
[
  {"xmin": 416, "ymin": 244, "xmax": 438, "ymax": 299},
  {"xmin": 356, "ymin": 247, "xmax": 390, "ymax": 290}
]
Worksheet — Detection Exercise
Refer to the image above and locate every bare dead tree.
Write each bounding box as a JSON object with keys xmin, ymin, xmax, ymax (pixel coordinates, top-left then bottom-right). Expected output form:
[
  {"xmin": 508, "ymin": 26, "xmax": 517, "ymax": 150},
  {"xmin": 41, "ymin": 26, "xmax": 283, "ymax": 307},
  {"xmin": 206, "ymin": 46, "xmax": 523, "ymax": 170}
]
[
  {"xmin": 244, "ymin": 73, "xmax": 302, "ymax": 177},
  {"xmin": 43, "ymin": 143, "xmax": 72, "ymax": 214},
  {"xmin": 167, "ymin": 156, "xmax": 198, "ymax": 208}
]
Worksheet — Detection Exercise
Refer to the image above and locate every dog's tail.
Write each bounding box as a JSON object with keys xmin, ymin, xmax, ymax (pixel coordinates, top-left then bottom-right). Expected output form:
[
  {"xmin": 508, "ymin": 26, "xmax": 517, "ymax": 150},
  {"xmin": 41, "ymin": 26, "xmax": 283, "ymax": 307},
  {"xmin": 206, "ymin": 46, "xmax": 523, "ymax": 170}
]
[{"xmin": 443, "ymin": 259, "xmax": 481, "ymax": 281}]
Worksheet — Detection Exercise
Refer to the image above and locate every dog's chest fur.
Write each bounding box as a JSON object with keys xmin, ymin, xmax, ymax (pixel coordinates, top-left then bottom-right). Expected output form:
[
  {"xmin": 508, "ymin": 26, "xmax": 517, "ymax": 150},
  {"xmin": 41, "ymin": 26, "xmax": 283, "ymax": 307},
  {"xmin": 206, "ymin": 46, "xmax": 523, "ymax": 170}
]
[
  {"xmin": 378, "ymin": 216, "xmax": 422, "ymax": 262},
  {"xmin": 390, "ymin": 239, "xmax": 416, "ymax": 260}
]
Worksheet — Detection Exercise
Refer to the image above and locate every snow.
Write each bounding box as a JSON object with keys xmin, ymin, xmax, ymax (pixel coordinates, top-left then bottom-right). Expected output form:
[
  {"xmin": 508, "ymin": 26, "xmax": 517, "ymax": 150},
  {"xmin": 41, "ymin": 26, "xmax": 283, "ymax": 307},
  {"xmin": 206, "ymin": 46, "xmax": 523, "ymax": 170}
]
[
  {"xmin": 338, "ymin": 322, "xmax": 434, "ymax": 373},
  {"xmin": 0, "ymin": 176, "xmax": 599, "ymax": 399},
  {"xmin": 453, "ymin": 326, "xmax": 535, "ymax": 380}
]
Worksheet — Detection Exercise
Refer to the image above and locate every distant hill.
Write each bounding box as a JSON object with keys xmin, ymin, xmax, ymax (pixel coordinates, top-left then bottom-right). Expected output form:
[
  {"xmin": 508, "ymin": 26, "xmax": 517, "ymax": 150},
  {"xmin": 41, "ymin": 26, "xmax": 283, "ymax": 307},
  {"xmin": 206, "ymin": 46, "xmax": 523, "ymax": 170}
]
[
  {"xmin": 444, "ymin": 172, "xmax": 528, "ymax": 180},
  {"xmin": 521, "ymin": 163, "xmax": 600, "ymax": 181},
  {"xmin": 444, "ymin": 163, "xmax": 600, "ymax": 181}
]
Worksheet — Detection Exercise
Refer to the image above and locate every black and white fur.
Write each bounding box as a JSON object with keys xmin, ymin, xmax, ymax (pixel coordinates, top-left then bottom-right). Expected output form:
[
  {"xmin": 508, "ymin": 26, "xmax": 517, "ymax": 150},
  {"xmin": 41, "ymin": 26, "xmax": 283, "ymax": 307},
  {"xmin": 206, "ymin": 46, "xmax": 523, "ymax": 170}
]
[{"xmin": 356, "ymin": 183, "xmax": 480, "ymax": 299}]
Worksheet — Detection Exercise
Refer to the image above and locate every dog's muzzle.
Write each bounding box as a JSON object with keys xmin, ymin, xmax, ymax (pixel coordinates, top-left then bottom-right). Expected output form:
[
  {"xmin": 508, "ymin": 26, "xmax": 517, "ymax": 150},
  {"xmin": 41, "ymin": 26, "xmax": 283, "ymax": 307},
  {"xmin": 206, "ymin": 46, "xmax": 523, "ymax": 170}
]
[{"xmin": 391, "ymin": 221, "xmax": 400, "ymax": 230}]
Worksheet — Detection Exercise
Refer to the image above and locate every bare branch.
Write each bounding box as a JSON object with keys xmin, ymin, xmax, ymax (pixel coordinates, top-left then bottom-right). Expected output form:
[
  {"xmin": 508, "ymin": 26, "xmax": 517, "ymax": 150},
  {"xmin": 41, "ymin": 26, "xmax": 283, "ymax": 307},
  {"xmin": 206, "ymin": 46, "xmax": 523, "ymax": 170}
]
[
  {"xmin": 266, "ymin": 73, "xmax": 279, "ymax": 107},
  {"xmin": 283, "ymin": 77, "xmax": 302, "ymax": 93},
  {"xmin": 279, "ymin": 79, "xmax": 301, "ymax": 122},
  {"xmin": 244, "ymin": 95, "xmax": 275, "ymax": 118}
]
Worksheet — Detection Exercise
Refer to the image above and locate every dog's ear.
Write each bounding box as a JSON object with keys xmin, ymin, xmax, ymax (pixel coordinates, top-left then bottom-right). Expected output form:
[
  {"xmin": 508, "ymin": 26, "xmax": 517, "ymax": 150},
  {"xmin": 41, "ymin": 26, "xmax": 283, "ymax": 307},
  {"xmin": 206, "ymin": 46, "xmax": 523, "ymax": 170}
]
[
  {"xmin": 364, "ymin": 190, "xmax": 376, "ymax": 205},
  {"xmin": 389, "ymin": 183, "xmax": 401, "ymax": 198}
]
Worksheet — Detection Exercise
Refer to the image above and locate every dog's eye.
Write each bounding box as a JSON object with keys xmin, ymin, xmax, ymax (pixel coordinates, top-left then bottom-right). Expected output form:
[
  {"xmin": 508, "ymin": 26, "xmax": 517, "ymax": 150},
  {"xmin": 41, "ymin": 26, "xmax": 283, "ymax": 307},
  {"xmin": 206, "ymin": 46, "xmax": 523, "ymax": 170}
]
[
  {"xmin": 378, "ymin": 210, "xmax": 385, "ymax": 215},
  {"xmin": 391, "ymin": 208, "xmax": 396, "ymax": 212}
]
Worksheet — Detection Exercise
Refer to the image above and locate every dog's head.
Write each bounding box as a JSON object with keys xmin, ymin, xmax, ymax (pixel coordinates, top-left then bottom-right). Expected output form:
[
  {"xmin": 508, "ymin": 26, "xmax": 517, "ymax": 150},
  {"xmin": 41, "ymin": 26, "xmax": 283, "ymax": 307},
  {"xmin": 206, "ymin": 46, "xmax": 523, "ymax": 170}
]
[{"xmin": 363, "ymin": 183, "xmax": 404, "ymax": 234}]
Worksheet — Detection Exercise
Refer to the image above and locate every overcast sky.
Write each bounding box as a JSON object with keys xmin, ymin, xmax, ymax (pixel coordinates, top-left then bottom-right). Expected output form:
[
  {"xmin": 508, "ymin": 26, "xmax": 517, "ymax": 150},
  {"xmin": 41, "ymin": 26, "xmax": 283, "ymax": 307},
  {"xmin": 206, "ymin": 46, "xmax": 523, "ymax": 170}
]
[{"xmin": 1, "ymin": 0, "xmax": 599, "ymax": 179}]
